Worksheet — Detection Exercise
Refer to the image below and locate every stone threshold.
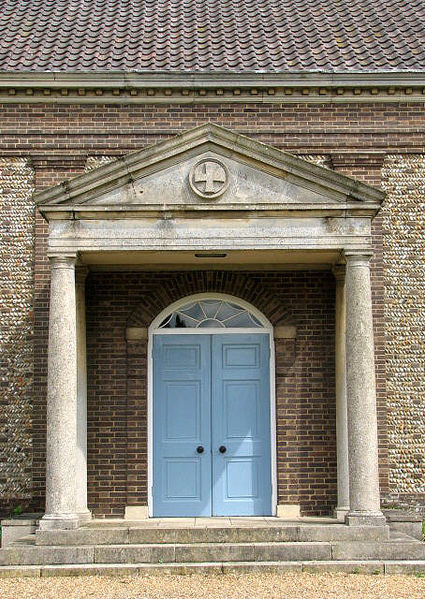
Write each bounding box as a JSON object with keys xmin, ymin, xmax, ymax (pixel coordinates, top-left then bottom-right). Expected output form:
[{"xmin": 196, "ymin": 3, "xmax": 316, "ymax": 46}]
[{"xmin": 84, "ymin": 516, "xmax": 338, "ymax": 528}]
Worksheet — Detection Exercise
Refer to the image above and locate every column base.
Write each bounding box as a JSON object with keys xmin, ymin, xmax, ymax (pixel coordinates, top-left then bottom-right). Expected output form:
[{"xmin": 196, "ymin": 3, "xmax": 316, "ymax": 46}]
[
  {"xmin": 345, "ymin": 511, "xmax": 387, "ymax": 527},
  {"xmin": 39, "ymin": 513, "xmax": 80, "ymax": 531},
  {"xmin": 77, "ymin": 509, "xmax": 92, "ymax": 525},
  {"xmin": 334, "ymin": 506, "xmax": 350, "ymax": 522}
]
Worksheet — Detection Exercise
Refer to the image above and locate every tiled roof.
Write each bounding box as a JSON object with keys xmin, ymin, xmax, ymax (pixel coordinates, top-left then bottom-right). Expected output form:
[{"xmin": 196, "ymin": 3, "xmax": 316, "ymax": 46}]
[{"xmin": 0, "ymin": 0, "xmax": 424, "ymax": 73}]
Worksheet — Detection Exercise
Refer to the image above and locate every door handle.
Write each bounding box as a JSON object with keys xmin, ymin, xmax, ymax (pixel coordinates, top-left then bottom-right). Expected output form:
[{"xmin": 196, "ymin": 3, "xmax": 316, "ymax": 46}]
[
  {"xmin": 219, "ymin": 445, "xmax": 227, "ymax": 454},
  {"xmin": 196, "ymin": 446, "xmax": 204, "ymax": 454}
]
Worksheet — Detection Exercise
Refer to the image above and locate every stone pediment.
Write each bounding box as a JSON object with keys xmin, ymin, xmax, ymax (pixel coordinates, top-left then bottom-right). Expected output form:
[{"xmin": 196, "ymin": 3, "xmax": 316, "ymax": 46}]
[{"xmin": 36, "ymin": 123, "xmax": 384, "ymax": 216}]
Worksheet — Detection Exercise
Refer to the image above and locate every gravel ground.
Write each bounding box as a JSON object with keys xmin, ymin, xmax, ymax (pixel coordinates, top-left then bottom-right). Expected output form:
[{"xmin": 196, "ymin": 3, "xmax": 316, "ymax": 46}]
[{"xmin": 0, "ymin": 573, "xmax": 425, "ymax": 599}]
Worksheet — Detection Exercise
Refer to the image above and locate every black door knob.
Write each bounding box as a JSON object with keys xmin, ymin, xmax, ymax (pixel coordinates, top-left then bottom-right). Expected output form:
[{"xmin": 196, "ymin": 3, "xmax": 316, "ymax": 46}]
[
  {"xmin": 219, "ymin": 445, "xmax": 227, "ymax": 453},
  {"xmin": 196, "ymin": 446, "xmax": 204, "ymax": 454}
]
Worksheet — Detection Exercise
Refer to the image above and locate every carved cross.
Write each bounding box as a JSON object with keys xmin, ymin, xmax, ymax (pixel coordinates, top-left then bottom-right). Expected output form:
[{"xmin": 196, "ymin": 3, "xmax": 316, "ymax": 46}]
[{"xmin": 194, "ymin": 161, "xmax": 226, "ymax": 193}]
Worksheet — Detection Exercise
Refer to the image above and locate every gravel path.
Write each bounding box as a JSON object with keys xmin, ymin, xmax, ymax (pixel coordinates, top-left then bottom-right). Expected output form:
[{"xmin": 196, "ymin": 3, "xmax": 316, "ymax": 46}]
[{"xmin": 0, "ymin": 573, "xmax": 425, "ymax": 599}]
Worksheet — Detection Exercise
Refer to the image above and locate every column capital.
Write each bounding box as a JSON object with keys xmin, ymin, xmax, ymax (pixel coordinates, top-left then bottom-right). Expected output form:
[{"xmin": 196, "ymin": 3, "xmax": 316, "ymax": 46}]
[
  {"xmin": 343, "ymin": 249, "xmax": 373, "ymax": 266},
  {"xmin": 48, "ymin": 254, "xmax": 77, "ymax": 269},
  {"xmin": 332, "ymin": 264, "xmax": 346, "ymax": 281}
]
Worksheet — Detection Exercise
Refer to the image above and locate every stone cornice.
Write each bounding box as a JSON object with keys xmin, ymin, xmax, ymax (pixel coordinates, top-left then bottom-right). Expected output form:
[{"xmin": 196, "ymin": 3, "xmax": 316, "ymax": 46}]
[{"xmin": 1, "ymin": 71, "xmax": 425, "ymax": 104}]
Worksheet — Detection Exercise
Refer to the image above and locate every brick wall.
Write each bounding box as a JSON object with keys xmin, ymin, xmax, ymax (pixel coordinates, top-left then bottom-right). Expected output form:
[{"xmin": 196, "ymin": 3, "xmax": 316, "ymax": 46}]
[
  {"xmin": 86, "ymin": 270, "xmax": 336, "ymax": 517},
  {"xmin": 0, "ymin": 103, "xmax": 424, "ymax": 158}
]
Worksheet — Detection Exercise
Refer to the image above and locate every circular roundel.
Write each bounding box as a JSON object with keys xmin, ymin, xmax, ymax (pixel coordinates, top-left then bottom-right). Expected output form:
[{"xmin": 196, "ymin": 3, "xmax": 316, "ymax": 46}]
[{"xmin": 189, "ymin": 158, "xmax": 229, "ymax": 199}]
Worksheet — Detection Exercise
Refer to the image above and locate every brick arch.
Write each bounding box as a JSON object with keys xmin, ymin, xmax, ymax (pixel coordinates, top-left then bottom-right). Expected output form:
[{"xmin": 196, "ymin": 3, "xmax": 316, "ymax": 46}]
[{"xmin": 126, "ymin": 271, "xmax": 294, "ymax": 328}]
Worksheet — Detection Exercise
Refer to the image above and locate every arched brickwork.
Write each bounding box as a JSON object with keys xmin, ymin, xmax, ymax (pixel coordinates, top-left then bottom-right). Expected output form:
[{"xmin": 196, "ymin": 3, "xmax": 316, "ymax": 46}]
[{"xmin": 126, "ymin": 271, "xmax": 294, "ymax": 329}]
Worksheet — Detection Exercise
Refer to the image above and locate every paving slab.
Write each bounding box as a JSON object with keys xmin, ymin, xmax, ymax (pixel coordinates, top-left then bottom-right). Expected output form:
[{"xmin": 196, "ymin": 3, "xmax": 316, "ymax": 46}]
[
  {"xmin": 35, "ymin": 528, "xmax": 129, "ymax": 546},
  {"xmin": 0, "ymin": 546, "xmax": 94, "ymax": 566},
  {"xmin": 254, "ymin": 542, "xmax": 332, "ymax": 562},
  {"xmin": 94, "ymin": 544, "xmax": 175, "ymax": 564},
  {"xmin": 302, "ymin": 560, "xmax": 385, "ymax": 574},
  {"xmin": 331, "ymin": 541, "xmax": 425, "ymax": 561},
  {"xmin": 384, "ymin": 560, "xmax": 425, "ymax": 574},
  {"xmin": 174, "ymin": 542, "xmax": 256, "ymax": 563}
]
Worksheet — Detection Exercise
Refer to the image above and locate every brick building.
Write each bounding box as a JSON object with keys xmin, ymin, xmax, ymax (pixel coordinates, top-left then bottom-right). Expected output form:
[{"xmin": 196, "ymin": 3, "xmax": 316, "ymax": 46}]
[{"xmin": 0, "ymin": 0, "xmax": 424, "ymax": 533}]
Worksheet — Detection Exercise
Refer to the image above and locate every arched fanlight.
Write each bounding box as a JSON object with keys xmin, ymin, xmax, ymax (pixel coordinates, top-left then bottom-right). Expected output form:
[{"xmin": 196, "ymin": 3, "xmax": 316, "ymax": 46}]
[{"xmin": 159, "ymin": 299, "xmax": 263, "ymax": 329}]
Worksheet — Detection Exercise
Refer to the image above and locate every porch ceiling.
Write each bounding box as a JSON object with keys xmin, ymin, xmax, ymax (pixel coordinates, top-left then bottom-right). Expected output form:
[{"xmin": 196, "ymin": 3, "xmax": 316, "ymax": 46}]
[{"xmin": 82, "ymin": 249, "xmax": 340, "ymax": 270}]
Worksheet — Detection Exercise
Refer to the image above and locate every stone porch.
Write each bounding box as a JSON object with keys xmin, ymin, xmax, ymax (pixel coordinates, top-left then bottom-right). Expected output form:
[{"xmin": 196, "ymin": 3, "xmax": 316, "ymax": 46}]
[{"xmin": 34, "ymin": 123, "xmax": 388, "ymax": 531}]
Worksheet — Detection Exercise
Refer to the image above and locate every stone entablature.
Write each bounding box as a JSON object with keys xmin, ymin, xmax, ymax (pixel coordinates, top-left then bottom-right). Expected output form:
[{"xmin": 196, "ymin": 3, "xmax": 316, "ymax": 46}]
[{"xmin": 36, "ymin": 124, "xmax": 383, "ymax": 262}]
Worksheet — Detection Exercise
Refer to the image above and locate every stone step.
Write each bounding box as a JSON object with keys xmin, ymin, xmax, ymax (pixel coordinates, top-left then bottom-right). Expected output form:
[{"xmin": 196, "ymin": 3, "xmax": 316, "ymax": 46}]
[
  {"xmin": 3, "ymin": 537, "xmax": 425, "ymax": 567},
  {"xmin": 331, "ymin": 540, "xmax": 425, "ymax": 561},
  {"xmin": 1, "ymin": 560, "xmax": 425, "ymax": 577},
  {"xmin": 0, "ymin": 541, "xmax": 332, "ymax": 566},
  {"xmin": 35, "ymin": 523, "xmax": 389, "ymax": 546}
]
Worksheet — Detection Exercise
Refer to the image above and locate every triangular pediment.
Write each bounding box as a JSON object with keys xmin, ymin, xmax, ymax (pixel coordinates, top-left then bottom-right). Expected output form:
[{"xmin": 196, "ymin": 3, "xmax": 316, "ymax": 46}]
[{"xmin": 36, "ymin": 123, "xmax": 384, "ymax": 213}]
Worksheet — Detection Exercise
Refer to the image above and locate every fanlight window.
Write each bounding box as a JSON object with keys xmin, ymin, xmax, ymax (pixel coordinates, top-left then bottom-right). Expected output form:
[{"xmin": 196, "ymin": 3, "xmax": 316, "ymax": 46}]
[{"xmin": 159, "ymin": 299, "xmax": 263, "ymax": 329}]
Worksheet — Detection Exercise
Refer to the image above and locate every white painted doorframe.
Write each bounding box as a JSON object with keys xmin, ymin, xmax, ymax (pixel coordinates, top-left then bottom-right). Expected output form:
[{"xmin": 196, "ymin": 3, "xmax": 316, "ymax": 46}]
[{"xmin": 147, "ymin": 292, "xmax": 277, "ymax": 517}]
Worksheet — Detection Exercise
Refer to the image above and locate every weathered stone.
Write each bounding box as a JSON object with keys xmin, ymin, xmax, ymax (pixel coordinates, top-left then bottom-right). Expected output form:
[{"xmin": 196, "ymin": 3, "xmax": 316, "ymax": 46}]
[
  {"xmin": 222, "ymin": 562, "xmax": 303, "ymax": 573},
  {"xmin": 1, "ymin": 545, "xmax": 94, "ymax": 566},
  {"xmin": 297, "ymin": 525, "xmax": 388, "ymax": 542},
  {"xmin": 253, "ymin": 542, "xmax": 332, "ymax": 562},
  {"xmin": 331, "ymin": 541, "xmax": 425, "ymax": 561},
  {"xmin": 344, "ymin": 252, "xmax": 385, "ymax": 527},
  {"xmin": 75, "ymin": 267, "xmax": 91, "ymax": 523},
  {"xmin": 94, "ymin": 544, "xmax": 175, "ymax": 564},
  {"xmin": 302, "ymin": 560, "xmax": 384, "ymax": 574},
  {"xmin": 174, "ymin": 542, "xmax": 255, "ymax": 563},
  {"xmin": 35, "ymin": 528, "xmax": 129, "ymax": 546},
  {"xmin": 39, "ymin": 256, "xmax": 79, "ymax": 531},
  {"xmin": 387, "ymin": 522, "xmax": 423, "ymax": 541},
  {"xmin": 1, "ymin": 517, "xmax": 39, "ymax": 548},
  {"xmin": 333, "ymin": 265, "xmax": 350, "ymax": 521}
]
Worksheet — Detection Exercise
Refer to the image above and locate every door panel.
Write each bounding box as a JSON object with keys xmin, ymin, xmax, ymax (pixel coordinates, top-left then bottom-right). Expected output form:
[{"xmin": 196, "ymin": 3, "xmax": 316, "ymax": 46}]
[
  {"xmin": 212, "ymin": 334, "xmax": 271, "ymax": 516},
  {"xmin": 153, "ymin": 335, "xmax": 211, "ymax": 516}
]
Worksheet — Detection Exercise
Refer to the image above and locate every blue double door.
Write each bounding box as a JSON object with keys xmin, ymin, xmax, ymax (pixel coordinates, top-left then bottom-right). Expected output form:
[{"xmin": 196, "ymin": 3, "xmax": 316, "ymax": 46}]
[{"xmin": 153, "ymin": 334, "xmax": 272, "ymax": 517}]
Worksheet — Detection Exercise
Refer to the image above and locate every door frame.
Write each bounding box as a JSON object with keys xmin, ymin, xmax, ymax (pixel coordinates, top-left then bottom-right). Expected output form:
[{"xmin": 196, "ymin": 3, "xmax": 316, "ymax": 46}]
[{"xmin": 147, "ymin": 292, "xmax": 277, "ymax": 517}]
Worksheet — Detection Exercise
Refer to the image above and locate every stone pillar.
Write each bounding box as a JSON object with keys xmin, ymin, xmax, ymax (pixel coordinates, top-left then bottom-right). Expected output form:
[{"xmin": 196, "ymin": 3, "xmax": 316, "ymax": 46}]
[
  {"xmin": 39, "ymin": 255, "xmax": 79, "ymax": 530},
  {"xmin": 332, "ymin": 265, "xmax": 350, "ymax": 521},
  {"xmin": 76, "ymin": 267, "xmax": 91, "ymax": 522},
  {"xmin": 344, "ymin": 251, "xmax": 386, "ymax": 526}
]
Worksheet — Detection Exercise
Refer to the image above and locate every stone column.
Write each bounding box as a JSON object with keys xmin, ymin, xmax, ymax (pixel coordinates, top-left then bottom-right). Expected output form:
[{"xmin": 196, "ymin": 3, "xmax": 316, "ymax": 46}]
[
  {"xmin": 332, "ymin": 265, "xmax": 350, "ymax": 521},
  {"xmin": 39, "ymin": 255, "xmax": 80, "ymax": 530},
  {"xmin": 76, "ymin": 267, "xmax": 91, "ymax": 522},
  {"xmin": 344, "ymin": 251, "xmax": 386, "ymax": 526}
]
